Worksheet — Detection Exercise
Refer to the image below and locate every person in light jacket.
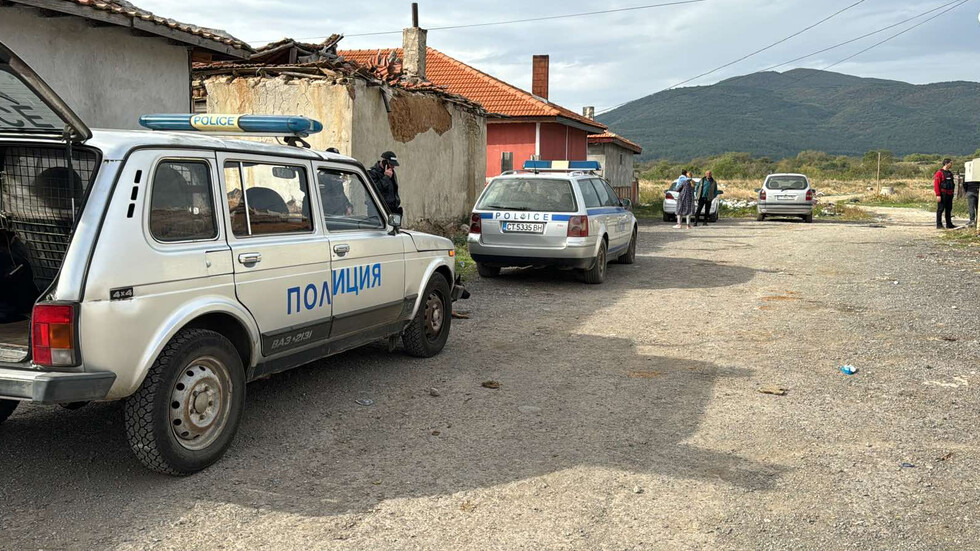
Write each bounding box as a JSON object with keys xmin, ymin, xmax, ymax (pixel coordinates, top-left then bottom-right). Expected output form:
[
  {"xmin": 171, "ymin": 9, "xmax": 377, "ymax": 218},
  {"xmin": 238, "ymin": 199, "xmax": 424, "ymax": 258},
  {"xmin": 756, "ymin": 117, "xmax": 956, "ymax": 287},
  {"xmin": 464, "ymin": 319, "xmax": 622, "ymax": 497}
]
[{"xmin": 673, "ymin": 170, "xmax": 696, "ymax": 229}]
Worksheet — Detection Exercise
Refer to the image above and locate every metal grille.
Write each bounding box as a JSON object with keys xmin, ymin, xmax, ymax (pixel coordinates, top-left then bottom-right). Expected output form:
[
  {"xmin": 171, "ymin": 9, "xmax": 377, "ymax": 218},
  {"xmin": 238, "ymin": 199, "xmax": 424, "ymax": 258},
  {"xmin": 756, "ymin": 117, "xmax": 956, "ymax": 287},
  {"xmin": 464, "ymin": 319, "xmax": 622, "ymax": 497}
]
[{"xmin": 0, "ymin": 146, "xmax": 97, "ymax": 289}]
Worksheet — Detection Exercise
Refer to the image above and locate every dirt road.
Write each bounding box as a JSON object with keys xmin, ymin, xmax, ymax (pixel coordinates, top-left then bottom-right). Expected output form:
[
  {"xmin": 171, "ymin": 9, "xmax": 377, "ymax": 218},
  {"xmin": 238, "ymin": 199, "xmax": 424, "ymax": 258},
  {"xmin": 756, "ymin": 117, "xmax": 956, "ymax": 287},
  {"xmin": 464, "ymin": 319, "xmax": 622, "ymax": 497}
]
[{"xmin": 2, "ymin": 217, "xmax": 979, "ymax": 550}]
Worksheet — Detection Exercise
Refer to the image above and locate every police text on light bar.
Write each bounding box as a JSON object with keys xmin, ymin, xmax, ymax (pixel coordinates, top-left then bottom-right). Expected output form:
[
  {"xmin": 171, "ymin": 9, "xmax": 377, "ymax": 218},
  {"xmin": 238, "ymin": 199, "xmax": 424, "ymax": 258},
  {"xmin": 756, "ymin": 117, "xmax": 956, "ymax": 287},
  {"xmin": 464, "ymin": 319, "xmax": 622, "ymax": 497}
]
[{"xmin": 139, "ymin": 114, "xmax": 324, "ymax": 137}]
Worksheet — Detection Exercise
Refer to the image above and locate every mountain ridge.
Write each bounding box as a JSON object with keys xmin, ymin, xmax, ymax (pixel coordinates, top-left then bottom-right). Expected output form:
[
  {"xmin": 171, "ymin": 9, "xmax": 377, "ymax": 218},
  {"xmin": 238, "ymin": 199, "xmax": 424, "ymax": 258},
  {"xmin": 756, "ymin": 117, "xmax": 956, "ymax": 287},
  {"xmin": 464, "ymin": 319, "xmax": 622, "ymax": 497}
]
[{"xmin": 597, "ymin": 69, "xmax": 980, "ymax": 160}]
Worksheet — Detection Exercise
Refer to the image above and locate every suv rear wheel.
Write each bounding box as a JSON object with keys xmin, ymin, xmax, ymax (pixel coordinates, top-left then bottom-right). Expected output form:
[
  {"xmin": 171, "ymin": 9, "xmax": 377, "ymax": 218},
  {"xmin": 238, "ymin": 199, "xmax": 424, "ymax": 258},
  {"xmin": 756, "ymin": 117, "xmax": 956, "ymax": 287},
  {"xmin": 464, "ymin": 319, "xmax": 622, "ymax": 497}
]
[
  {"xmin": 476, "ymin": 263, "xmax": 500, "ymax": 278},
  {"xmin": 0, "ymin": 399, "xmax": 18, "ymax": 424},
  {"xmin": 124, "ymin": 328, "xmax": 245, "ymax": 475},
  {"xmin": 803, "ymin": 213, "xmax": 813, "ymax": 223},
  {"xmin": 403, "ymin": 273, "xmax": 452, "ymax": 358},
  {"xmin": 582, "ymin": 240, "xmax": 608, "ymax": 284}
]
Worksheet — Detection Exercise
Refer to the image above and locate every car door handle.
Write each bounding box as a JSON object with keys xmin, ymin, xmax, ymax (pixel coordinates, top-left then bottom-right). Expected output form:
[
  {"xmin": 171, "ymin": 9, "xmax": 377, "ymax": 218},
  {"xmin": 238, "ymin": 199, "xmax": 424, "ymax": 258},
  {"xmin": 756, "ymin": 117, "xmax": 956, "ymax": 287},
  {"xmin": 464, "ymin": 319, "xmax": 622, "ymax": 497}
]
[
  {"xmin": 333, "ymin": 244, "xmax": 350, "ymax": 257},
  {"xmin": 237, "ymin": 252, "xmax": 262, "ymax": 265}
]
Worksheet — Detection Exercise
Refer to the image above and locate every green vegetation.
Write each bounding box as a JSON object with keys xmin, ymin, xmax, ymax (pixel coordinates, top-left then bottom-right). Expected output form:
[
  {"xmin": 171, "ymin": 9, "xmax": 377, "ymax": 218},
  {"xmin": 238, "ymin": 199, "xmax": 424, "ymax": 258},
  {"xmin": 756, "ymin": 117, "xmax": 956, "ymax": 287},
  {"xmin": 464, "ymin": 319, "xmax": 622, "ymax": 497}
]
[
  {"xmin": 598, "ymin": 69, "xmax": 980, "ymax": 161},
  {"xmin": 638, "ymin": 150, "xmax": 978, "ymax": 182}
]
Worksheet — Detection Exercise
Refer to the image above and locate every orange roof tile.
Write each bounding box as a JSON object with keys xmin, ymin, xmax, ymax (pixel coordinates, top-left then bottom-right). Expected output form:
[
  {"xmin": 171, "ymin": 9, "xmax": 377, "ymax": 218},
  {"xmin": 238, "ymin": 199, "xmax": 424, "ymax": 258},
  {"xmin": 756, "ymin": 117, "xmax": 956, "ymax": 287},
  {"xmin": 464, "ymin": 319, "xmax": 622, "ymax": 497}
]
[
  {"xmin": 589, "ymin": 131, "xmax": 643, "ymax": 154},
  {"xmin": 340, "ymin": 47, "xmax": 605, "ymax": 133}
]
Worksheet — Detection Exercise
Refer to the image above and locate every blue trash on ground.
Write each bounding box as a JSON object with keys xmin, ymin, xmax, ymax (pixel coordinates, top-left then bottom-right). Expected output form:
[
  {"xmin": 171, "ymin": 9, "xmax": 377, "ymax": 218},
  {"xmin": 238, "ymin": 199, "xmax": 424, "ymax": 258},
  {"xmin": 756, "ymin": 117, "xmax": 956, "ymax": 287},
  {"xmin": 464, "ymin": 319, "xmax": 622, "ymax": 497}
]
[{"xmin": 840, "ymin": 365, "xmax": 858, "ymax": 375}]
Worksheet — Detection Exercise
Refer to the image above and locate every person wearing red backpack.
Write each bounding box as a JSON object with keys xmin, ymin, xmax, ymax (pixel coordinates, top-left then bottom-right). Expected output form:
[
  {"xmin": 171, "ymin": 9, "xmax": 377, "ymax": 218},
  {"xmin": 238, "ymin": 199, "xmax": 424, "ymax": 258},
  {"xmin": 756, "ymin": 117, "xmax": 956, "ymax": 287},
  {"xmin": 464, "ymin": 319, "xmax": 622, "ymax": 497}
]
[{"xmin": 934, "ymin": 158, "xmax": 957, "ymax": 229}]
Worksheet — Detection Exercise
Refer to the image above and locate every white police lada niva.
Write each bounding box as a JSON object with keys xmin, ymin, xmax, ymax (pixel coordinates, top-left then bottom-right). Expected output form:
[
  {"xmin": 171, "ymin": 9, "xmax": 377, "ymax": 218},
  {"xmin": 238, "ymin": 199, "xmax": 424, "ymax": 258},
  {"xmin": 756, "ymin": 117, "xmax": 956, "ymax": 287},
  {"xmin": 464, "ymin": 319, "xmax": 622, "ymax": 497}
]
[{"xmin": 0, "ymin": 41, "xmax": 465, "ymax": 474}]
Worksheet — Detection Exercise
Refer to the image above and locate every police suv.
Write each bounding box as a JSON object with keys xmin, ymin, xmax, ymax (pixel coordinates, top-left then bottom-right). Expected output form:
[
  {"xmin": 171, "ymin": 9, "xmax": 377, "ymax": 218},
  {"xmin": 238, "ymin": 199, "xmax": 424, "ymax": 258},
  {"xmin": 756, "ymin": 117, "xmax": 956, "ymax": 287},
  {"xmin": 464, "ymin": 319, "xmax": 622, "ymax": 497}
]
[
  {"xmin": 468, "ymin": 161, "xmax": 638, "ymax": 284},
  {"xmin": 0, "ymin": 42, "xmax": 464, "ymax": 475}
]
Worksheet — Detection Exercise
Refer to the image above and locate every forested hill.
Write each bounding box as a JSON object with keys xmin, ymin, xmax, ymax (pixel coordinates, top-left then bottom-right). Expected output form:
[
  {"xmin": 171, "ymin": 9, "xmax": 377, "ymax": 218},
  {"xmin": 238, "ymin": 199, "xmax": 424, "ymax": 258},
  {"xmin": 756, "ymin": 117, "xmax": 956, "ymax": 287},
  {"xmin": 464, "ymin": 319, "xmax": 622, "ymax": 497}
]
[{"xmin": 596, "ymin": 69, "xmax": 980, "ymax": 161}]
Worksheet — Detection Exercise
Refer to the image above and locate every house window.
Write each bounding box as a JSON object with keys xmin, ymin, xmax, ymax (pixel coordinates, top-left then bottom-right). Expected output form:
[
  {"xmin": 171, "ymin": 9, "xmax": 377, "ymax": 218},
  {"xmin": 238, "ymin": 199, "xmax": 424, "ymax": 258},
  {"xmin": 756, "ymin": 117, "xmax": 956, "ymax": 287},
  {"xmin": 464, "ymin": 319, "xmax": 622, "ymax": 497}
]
[{"xmin": 501, "ymin": 152, "xmax": 513, "ymax": 173}]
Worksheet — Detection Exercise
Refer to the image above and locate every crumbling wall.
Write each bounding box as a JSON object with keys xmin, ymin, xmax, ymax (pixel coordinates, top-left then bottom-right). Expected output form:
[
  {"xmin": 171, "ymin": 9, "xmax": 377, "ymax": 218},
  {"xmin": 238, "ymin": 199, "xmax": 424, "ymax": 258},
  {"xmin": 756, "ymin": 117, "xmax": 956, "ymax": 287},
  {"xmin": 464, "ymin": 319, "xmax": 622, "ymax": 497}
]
[
  {"xmin": 202, "ymin": 76, "xmax": 354, "ymax": 153},
  {"xmin": 351, "ymin": 83, "xmax": 486, "ymax": 224}
]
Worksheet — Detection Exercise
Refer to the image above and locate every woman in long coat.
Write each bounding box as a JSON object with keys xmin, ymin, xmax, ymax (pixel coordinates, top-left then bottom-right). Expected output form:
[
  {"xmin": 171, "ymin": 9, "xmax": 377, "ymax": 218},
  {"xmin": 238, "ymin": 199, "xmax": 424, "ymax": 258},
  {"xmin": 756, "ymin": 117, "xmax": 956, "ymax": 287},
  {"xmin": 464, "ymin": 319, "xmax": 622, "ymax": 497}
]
[{"xmin": 674, "ymin": 174, "xmax": 696, "ymax": 229}]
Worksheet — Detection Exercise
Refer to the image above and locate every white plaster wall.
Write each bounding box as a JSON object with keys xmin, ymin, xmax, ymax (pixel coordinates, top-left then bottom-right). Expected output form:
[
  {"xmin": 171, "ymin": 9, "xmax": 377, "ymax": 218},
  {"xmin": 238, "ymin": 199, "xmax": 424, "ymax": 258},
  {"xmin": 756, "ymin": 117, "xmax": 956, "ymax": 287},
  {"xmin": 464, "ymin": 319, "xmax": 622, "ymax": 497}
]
[
  {"xmin": 350, "ymin": 83, "xmax": 487, "ymax": 224},
  {"xmin": 589, "ymin": 142, "xmax": 636, "ymax": 190},
  {"xmin": 0, "ymin": 5, "xmax": 190, "ymax": 130}
]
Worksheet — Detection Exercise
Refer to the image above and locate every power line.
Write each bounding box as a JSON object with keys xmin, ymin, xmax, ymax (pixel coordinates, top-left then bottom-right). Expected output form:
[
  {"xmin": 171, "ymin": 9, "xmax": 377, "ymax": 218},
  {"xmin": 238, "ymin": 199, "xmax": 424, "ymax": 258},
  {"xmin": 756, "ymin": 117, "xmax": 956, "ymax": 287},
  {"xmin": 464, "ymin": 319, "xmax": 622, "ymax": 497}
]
[
  {"xmin": 663, "ymin": 0, "xmax": 868, "ymax": 90},
  {"xmin": 243, "ymin": 0, "xmax": 707, "ymax": 44},
  {"xmin": 597, "ymin": 0, "xmax": 969, "ymax": 115},
  {"xmin": 596, "ymin": 0, "xmax": 868, "ymax": 115}
]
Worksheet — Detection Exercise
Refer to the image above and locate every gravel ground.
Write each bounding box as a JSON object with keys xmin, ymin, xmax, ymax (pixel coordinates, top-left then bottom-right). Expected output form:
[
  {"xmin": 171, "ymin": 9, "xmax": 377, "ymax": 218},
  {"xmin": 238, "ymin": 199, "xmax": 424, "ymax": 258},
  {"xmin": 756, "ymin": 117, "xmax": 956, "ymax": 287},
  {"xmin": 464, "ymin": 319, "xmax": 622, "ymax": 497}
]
[{"xmin": 2, "ymin": 216, "xmax": 979, "ymax": 550}]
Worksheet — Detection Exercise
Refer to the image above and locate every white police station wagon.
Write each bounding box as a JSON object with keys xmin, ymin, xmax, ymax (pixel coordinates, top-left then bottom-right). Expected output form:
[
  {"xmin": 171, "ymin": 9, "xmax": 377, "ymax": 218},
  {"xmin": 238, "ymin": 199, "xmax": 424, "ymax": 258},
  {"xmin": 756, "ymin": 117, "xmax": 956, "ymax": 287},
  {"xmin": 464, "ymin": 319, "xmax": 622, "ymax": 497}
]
[
  {"xmin": 0, "ymin": 41, "xmax": 465, "ymax": 474},
  {"xmin": 468, "ymin": 161, "xmax": 638, "ymax": 284}
]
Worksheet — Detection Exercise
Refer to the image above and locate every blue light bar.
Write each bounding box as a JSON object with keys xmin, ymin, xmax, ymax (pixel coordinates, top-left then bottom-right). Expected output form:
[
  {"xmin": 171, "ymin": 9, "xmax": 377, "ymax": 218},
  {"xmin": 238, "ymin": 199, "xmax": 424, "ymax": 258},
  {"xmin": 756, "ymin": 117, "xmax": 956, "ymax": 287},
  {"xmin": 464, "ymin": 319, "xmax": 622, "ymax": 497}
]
[
  {"xmin": 138, "ymin": 114, "xmax": 324, "ymax": 136},
  {"xmin": 523, "ymin": 160, "xmax": 602, "ymax": 171}
]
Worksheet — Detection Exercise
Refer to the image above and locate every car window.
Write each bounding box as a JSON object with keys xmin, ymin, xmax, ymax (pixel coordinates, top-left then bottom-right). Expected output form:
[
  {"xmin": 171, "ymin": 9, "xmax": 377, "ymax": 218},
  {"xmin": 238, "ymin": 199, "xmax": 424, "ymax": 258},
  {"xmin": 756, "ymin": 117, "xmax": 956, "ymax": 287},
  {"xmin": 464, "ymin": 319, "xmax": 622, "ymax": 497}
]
[
  {"xmin": 317, "ymin": 168, "xmax": 384, "ymax": 231},
  {"xmin": 578, "ymin": 179, "xmax": 602, "ymax": 208},
  {"xmin": 223, "ymin": 161, "xmax": 313, "ymax": 237},
  {"xmin": 476, "ymin": 178, "xmax": 577, "ymax": 212},
  {"xmin": 600, "ymin": 180, "xmax": 621, "ymax": 206},
  {"xmin": 766, "ymin": 176, "xmax": 808, "ymax": 190},
  {"xmin": 149, "ymin": 160, "xmax": 217, "ymax": 242},
  {"xmin": 590, "ymin": 179, "xmax": 616, "ymax": 207}
]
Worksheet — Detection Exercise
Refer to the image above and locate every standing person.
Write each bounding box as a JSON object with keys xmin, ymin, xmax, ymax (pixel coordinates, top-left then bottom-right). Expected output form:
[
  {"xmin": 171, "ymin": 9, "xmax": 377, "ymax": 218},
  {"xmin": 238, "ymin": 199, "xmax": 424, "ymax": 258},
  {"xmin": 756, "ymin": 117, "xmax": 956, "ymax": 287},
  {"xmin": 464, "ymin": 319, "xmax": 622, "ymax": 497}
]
[
  {"xmin": 965, "ymin": 175, "xmax": 980, "ymax": 229},
  {"xmin": 673, "ymin": 170, "xmax": 696, "ymax": 229},
  {"xmin": 367, "ymin": 151, "xmax": 403, "ymax": 215},
  {"xmin": 934, "ymin": 158, "xmax": 957, "ymax": 229},
  {"xmin": 694, "ymin": 170, "xmax": 718, "ymax": 227}
]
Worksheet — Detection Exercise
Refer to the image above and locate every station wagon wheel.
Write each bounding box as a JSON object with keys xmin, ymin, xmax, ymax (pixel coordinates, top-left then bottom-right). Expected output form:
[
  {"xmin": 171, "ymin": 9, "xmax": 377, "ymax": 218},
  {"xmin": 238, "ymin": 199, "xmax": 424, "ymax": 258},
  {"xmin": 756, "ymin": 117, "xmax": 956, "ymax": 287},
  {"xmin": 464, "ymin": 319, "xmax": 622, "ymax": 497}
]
[
  {"xmin": 0, "ymin": 399, "xmax": 18, "ymax": 425},
  {"xmin": 402, "ymin": 273, "xmax": 452, "ymax": 358},
  {"xmin": 124, "ymin": 328, "xmax": 245, "ymax": 475},
  {"xmin": 582, "ymin": 240, "xmax": 607, "ymax": 284}
]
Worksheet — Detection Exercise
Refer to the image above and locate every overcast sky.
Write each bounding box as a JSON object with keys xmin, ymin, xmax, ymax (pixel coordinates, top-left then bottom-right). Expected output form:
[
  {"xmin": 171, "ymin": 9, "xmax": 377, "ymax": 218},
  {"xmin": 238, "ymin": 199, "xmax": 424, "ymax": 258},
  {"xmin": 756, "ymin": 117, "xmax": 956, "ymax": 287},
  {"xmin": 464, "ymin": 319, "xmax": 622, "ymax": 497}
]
[{"xmin": 140, "ymin": 0, "xmax": 980, "ymax": 113}]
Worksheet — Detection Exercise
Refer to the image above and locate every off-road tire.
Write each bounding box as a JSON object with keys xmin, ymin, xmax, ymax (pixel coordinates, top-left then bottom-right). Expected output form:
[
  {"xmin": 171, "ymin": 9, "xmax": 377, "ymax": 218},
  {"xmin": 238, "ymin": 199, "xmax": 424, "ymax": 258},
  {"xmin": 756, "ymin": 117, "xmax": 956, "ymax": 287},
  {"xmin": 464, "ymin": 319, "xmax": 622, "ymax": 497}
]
[
  {"xmin": 0, "ymin": 399, "xmax": 18, "ymax": 424},
  {"xmin": 804, "ymin": 213, "xmax": 813, "ymax": 223},
  {"xmin": 476, "ymin": 263, "xmax": 500, "ymax": 278},
  {"xmin": 757, "ymin": 213, "xmax": 766, "ymax": 221},
  {"xmin": 617, "ymin": 228, "xmax": 637, "ymax": 264},
  {"xmin": 402, "ymin": 273, "xmax": 452, "ymax": 358},
  {"xmin": 582, "ymin": 240, "xmax": 608, "ymax": 284},
  {"xmin": 124, "ymin": 328, "xmax": 245, "ymax": 476}
]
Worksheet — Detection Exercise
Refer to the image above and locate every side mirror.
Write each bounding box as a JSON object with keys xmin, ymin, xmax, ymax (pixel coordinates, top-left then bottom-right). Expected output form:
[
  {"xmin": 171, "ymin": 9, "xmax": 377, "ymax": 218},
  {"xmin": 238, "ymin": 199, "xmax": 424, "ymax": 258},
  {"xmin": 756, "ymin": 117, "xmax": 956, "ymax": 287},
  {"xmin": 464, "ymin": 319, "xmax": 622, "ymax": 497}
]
[
  {"xmin": 388, "ymin": 212, "xmax": 402, "ymax": 229},
  {"xmin": 620, "ymin": 198, "xmax": 633, "ymax": 210}
]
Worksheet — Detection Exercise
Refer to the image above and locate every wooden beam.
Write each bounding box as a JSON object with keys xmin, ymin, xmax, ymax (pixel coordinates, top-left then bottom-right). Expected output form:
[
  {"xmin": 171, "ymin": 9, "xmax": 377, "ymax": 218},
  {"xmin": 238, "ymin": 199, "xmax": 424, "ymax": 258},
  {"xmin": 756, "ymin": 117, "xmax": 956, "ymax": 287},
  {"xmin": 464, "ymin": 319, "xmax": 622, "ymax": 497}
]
[
  {"xmin": 9, "ymin": 0, "xmax": 132, "ymax": 26},
  {"xmin": 38, "ymin": 8, "xmax": 70, "ymax": 16}
]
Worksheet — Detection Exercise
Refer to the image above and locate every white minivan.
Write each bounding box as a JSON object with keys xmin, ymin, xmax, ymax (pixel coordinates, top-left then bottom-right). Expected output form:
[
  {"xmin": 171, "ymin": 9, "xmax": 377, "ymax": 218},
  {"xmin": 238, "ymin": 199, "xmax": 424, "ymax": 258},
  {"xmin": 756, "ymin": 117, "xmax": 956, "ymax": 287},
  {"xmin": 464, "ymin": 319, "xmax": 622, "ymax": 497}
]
[{"xmin": 756, "ymin": 173, "xmax": 816, "ymax": 223}]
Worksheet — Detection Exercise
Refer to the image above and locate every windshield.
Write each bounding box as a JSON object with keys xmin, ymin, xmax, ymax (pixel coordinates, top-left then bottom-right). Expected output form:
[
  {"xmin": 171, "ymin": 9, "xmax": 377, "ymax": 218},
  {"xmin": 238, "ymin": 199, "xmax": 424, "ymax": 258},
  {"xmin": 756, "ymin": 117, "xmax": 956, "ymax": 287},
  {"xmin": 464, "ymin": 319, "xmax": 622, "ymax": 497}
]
[
  {"xmin": 766, "ymin": 176, "xmax": 808, "ymax": 190},
  {"xmin": 477, "ymin": 178, "xmax": 577, "ymax": 212}
]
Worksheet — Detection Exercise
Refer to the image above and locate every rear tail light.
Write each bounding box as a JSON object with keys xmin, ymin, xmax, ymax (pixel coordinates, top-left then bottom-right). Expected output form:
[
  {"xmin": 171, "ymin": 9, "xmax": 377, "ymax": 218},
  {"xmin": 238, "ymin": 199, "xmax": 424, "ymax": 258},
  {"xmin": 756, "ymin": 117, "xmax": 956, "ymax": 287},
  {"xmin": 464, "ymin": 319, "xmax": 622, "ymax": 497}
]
[
  {"xmin": 806, "ymin": 189, "xmax": 813, "ymax": 201},
  {"xmin": 760, "ymin": 189, "xmax": 767, "ymax": 201},
  {"xmin": 665, "ymin": 192, "xmax": 674, "ymax": 200},
  {"xmin": 32, "ymin": 303, "xmax": 78, "ymax": 367},
  {"xmin": 567, "ymin": 215, "xmax": 589, "ymax": 237},
  {"xmin": 469, "ymin": 213, "xmax": 482, "ymax": 234}
]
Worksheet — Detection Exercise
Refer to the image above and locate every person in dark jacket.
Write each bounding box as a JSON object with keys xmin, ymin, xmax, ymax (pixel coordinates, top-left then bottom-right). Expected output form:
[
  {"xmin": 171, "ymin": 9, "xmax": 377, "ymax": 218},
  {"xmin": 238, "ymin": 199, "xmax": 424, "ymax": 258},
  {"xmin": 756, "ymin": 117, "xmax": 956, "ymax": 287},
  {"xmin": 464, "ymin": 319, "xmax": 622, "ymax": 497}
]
[
  {"xmin": 367, "ymin": 151, "xmax": 403, "ymax": 215},
  {"xmin": 934, "ymin": 158, "xmax": 957, "ymax": 229},
  {"xmin": 694, "ymin": 170, "xmax": 719, "ymax": 227}
]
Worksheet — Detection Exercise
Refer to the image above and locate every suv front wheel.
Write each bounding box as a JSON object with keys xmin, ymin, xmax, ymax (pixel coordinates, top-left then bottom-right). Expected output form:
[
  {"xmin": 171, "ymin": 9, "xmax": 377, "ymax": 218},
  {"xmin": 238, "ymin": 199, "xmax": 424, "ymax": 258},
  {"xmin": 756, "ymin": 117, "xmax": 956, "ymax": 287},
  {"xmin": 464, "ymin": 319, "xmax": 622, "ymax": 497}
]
[
  {"xmin": 403, "ymin": 273, "xmax": 452, "ymax": 358},
  {"xmin": 124, "ymin": 328, "xmax": 245, "ymax": 475}
]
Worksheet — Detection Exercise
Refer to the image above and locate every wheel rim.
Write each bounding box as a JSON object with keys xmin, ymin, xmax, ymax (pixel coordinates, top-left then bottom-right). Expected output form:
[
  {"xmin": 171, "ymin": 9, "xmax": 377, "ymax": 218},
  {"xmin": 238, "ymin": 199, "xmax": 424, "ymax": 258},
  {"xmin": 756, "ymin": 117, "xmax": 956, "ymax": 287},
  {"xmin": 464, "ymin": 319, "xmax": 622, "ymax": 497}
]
[
  {"xmin": 169, "ymin": 356, "xmax": 233, "ymax": 451},
  {"xmin": 424, "ymin": 291, "xmax": 445, "ymax": 341},
  {"xmin": 598, "ymin": 246, "xmax": 606, "ymax": 277}
]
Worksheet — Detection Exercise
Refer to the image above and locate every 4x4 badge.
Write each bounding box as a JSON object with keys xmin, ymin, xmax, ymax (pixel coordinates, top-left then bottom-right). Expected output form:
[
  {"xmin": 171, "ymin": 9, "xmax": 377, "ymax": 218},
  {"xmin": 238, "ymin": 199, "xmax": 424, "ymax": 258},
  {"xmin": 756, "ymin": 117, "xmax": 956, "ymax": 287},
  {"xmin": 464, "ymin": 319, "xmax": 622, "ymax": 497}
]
[{"xmin": 110, "ymin": 287, "xmax": 134, "ymax": 301}]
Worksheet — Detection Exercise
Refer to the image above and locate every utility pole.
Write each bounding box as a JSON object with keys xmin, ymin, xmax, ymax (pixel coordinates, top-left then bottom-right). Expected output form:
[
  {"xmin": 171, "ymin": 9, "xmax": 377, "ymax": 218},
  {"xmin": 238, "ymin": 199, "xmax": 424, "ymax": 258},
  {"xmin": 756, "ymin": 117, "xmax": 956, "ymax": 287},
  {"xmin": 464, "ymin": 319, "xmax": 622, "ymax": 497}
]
[{"xmin": 876, "ymin": 151, "xmax": 881, "ymax": 195}]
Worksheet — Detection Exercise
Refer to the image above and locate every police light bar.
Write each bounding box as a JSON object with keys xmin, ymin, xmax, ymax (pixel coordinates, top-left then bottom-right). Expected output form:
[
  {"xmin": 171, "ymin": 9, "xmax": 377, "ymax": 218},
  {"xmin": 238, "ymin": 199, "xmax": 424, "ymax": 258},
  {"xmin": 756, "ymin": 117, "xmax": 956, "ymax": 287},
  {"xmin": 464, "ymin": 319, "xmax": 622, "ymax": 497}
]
[
  {"xmin": 523, "ymin": 160, "xmax": 602, "ymax": 171},
  {"xmin": 138, "ymin": 114, "xmax": 324, "ymax": 137}
]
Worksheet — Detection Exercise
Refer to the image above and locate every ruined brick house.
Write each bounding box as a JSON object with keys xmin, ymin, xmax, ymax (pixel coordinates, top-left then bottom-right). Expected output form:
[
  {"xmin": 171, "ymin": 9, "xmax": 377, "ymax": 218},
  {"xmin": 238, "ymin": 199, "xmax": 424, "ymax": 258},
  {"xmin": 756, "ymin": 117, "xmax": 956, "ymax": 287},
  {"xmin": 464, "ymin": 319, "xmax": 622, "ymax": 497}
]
[{"xmin": 193, "ymin": 33, "xmax": 487, "ymax": 225}]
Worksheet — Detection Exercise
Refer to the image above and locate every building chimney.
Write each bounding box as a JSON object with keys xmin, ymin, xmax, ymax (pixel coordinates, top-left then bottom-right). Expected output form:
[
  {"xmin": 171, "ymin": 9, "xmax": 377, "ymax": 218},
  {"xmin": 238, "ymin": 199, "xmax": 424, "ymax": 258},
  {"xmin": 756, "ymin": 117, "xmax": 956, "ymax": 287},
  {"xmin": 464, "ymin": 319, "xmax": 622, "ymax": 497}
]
[
  {"xmin": 532, "ymin": 55, "xmax": 549, "ymax": 100},
  {"xmin": 583, "ymin": 106, "xmax": 595, "ymax": 120},
  {"xmin": 402, "ymin": 3, "xmax": 427, "ymax": 80}
]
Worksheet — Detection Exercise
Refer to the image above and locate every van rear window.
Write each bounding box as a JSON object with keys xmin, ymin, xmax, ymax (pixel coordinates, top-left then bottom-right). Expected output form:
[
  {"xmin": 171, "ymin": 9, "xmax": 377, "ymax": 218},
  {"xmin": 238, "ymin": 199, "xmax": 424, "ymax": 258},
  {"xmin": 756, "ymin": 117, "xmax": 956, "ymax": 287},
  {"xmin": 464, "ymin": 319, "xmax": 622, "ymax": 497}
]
[
  {"xmin": 766, "ymin": 176, "xmax": 808, "ymax": 190},
  {"xmin": 476, "ymin": 178, "xmax": 576, "ymax": 212}
]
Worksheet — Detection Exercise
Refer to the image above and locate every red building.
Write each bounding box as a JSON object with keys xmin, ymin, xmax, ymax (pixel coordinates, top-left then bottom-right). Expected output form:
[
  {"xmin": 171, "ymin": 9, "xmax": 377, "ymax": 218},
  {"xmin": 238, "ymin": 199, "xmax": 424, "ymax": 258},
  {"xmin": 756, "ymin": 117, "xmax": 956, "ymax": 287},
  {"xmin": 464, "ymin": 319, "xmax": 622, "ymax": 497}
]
[{"xmin": 340, "ymin": 49, "xmax": 606, "ymax": 179}]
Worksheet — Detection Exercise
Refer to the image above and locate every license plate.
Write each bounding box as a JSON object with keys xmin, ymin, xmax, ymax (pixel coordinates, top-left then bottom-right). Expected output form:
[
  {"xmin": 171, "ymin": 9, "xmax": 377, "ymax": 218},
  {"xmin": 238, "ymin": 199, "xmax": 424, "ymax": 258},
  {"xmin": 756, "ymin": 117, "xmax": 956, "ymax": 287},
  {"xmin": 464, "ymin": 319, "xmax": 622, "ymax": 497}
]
[
  {"xmin": 501, "ymin": 222, "xmax": 545, "ymax": 233},
  {"xmin": 777, "ymin": 195, "xmax": 796, "ymax": 201}
]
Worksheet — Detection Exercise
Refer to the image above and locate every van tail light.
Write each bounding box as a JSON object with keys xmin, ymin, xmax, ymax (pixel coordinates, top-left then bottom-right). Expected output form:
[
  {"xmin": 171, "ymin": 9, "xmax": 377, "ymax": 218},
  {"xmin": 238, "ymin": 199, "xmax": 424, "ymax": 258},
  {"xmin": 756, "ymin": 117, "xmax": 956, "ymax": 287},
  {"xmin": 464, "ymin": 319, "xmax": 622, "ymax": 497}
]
[
  {"xmin": 469, "ymin": 213, "xmax": 482, "ymax": 234},
  {"xmin": 32, "ymin": 303, "xmax": 78, "ymax": 367},
  {"xmin": 760, "ymin": 189, "xmax": 767, "ymax": 201},
  {"xmin": 806, "ymin": 189, "xmax": 813, "ymax": 201},
  {"xmin": 665, "ymin": 192, "xmax": 674, "ymax": 200},
  {"xmin": 567, "ymin": 215, "xmax": 589, "ymax": 237}
]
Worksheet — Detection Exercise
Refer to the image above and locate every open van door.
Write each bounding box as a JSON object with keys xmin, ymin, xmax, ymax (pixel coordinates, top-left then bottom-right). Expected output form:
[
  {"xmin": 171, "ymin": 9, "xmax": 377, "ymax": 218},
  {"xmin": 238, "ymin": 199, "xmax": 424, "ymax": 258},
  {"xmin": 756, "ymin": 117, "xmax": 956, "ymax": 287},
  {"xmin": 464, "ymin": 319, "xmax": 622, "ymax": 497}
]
[{"xmin": 0, "ymin": 40, "xmax": 91, "ymax": 142}]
